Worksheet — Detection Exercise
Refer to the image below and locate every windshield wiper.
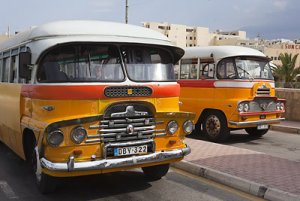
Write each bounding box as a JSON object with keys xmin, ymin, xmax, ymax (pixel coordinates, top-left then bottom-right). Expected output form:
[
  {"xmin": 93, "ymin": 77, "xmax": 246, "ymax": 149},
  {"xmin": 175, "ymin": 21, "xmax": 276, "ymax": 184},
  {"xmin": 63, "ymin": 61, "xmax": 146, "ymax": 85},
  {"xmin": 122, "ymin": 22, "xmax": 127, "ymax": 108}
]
[{"xmin": 236, "ymin": 66, "xmax": 254, "ymax": 81}]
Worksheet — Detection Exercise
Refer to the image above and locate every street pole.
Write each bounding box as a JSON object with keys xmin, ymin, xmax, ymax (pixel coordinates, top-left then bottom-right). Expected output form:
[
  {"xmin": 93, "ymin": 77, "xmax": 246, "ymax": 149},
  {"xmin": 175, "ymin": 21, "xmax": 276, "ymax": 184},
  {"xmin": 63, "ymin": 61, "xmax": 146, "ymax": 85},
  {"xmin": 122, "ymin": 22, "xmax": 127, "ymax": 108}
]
[{"xmin": 125, "ymin": 0, "xmax": 128, "ymax": 24}]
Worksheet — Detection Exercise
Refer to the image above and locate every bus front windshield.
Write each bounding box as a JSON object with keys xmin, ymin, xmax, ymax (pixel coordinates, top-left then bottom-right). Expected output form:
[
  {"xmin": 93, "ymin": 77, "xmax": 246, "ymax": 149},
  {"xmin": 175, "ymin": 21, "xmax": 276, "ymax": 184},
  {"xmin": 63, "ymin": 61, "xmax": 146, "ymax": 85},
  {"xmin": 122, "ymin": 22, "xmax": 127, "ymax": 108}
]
[
  {"xmin": 217, "ymin": 57, "xmax": 274, "ymax": 80},
  {"xmin": 121, "ymin": 45, "xmax": 175, "ymax": 82},
  {"xmin": 37, "ymin": 44, "xmax": 175, "ymax": 83}
]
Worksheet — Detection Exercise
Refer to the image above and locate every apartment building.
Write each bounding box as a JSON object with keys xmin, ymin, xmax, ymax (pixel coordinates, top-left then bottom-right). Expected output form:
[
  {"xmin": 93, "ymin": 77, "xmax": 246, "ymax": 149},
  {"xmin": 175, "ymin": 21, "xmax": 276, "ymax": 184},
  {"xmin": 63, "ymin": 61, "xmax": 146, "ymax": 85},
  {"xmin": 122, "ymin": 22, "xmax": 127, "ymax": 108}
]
[{"xmin": 143, "ymin": 22, "xmax": 300, "ymax": 67}]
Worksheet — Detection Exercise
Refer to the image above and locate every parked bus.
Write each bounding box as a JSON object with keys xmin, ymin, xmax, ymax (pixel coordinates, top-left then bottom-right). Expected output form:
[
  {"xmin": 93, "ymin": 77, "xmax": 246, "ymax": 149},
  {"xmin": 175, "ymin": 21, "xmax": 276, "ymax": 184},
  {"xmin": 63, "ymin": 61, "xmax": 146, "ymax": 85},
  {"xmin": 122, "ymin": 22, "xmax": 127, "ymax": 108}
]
[
  {"xmin": 0, "ymin": 20, "xmax": 195, "ymax": 193},
  {"xmin": 177, "ymin": 46, "xmax": 285, "ymax": 142}
]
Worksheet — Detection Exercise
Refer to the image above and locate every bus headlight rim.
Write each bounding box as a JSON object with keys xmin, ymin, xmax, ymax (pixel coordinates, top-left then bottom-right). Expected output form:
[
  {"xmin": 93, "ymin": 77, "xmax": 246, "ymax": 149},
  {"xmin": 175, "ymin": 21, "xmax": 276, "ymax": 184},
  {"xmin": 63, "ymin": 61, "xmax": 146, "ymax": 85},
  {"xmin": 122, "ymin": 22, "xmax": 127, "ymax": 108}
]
[
  {"xmin": 183, "ymin": 120, "xmax": 194, "ymax": 134},
  {"xmin": 71, "ymin": 126, "xmax": 87, "ymax": 144},
  {"xmin": 167, "ymin": 120, "xmax": 178, "ymax": 135},
  {"xmin": 47, "ymin": 129, "xmax": 64, "ymax": 147}
]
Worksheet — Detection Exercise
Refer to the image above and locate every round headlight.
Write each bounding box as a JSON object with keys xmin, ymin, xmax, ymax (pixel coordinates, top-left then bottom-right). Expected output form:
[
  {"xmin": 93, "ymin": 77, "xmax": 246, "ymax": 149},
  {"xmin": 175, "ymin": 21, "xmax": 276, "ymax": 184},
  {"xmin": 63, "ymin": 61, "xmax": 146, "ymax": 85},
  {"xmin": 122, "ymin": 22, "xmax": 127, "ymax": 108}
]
[
  {"xmin": 243, "ymin": 103, "xmax": 250, "ymax": 112},
  {"xmin": 71, "ymin": 126, "xmax": 87, "ymax": 144},
  {"xmin": 167, "ymin": 121, "xmax": 178, "ymax": 135},
  {"xmin": 238, "ymin": 103, "xmax": 244, "ymax": 112},
  {"xmin": 183, "ymin": 120, "xmax": 194, "ymax": 134},
  {"xmin": 276, "ymin": 102, "xmax": 281, "ymax": 110},
  {"xmin": 47, "ymin": 130, "xmax": 64, "ymax": 147},
  {"xmin": 280, "ymin": 103, "xmax": 285, "ymax": 111}
]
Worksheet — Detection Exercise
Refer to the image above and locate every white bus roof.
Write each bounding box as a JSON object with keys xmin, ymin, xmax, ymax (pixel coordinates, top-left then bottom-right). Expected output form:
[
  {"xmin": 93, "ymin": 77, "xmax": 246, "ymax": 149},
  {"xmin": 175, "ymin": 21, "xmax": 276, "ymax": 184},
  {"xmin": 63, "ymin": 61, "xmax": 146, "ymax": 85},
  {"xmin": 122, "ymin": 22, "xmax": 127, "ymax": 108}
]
[
  {"xmin": 182, "ymin": 46, "xmax": 267, "ymax": 61},
  {"xmin": 0, "ymin": 20, "xmax": 184, "ymax": 63}
]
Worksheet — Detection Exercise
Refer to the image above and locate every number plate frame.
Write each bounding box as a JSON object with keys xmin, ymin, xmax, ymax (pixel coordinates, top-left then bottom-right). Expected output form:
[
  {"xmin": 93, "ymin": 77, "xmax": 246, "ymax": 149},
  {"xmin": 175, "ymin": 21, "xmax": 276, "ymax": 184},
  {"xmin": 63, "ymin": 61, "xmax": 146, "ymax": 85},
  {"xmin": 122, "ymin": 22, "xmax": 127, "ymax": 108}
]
[
  {"xmin": 257, "ymin": 124, "xmax": 268, "ymax": 130},
  {"xmin": 114, "ymin": 145, "xmax": 147, "ymax": 156}
]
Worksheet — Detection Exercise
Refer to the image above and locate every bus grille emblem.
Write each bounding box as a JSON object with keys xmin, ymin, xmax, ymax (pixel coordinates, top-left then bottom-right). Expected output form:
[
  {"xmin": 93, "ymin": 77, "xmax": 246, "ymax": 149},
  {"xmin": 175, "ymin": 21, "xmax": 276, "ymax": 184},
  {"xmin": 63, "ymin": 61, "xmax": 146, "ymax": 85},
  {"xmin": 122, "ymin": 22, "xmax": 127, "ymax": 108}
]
[
  {"xmin": 126, "ymin": 124, "xmax": 134, "ymax": 135},
  {"xmin": 127, "ymin": 89, "xmax": 133, "ymax": 95},
  {"xmin": 260, "ymin": 103, "xmax": 268, "ymax": 111}
]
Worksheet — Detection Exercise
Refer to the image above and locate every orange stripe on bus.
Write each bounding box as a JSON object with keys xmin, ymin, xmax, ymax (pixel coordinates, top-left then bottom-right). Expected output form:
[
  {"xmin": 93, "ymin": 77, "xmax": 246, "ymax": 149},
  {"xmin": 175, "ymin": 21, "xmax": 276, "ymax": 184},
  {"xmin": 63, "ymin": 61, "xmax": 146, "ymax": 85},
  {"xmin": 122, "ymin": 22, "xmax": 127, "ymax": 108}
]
[{"xmin": 21, "ymin": 84, "xmax": 180, "ymax": 100}]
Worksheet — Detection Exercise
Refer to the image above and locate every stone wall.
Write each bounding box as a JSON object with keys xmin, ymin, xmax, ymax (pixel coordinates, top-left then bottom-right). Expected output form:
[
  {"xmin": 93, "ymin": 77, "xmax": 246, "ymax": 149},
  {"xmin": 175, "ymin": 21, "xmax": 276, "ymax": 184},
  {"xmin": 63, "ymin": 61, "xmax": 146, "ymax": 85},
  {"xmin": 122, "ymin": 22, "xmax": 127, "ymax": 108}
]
[{"xmin": 276, "ymin": 88, "xmax": 300, "ymax": 121}]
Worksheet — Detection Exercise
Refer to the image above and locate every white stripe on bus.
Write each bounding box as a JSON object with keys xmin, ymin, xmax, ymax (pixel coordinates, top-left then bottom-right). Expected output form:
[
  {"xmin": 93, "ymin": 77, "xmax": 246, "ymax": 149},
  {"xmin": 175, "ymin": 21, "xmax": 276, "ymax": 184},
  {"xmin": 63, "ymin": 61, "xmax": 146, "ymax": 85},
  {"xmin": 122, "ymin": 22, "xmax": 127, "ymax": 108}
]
[{"xmin": 214, "ymin": 81, "xmax": 275, "ymax": 88}]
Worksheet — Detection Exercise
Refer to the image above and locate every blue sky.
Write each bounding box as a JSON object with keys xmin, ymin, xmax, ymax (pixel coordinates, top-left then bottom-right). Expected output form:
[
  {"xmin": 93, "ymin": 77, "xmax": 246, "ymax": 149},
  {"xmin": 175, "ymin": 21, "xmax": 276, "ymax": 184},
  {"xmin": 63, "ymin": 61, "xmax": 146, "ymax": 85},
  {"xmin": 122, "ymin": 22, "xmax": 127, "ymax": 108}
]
[{"xmin": 0, "ymin": 0, "xmax": 298, "ymax": 39}]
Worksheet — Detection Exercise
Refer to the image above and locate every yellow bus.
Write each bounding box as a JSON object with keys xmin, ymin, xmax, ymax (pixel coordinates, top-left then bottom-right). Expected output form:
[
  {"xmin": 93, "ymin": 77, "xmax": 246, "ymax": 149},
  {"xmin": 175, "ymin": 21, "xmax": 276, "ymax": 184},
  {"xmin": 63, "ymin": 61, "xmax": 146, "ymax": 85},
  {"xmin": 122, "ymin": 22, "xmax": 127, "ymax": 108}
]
[
  {"xmin": 177, "ymin": 46, "xmax": 285, "ymax": 142},
  {"xmin": 0, "ymin": 20, "xmax": 195, "ymax": 193}
]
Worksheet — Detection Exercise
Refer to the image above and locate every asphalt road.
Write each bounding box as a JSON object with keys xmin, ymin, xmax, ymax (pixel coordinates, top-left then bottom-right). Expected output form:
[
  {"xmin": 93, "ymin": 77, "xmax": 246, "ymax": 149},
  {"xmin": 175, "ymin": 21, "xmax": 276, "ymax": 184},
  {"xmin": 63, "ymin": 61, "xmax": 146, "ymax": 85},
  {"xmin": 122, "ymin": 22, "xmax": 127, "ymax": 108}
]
[{"xmin": 0, "ymin": 141, "xmax": 261, "ymax": 201}]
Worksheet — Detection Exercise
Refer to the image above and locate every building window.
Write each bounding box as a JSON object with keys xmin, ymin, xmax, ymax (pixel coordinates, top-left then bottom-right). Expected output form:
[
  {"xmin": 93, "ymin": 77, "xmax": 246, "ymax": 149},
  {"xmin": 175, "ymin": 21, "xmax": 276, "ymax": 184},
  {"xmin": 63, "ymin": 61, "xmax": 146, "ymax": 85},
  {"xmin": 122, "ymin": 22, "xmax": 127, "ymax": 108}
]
[{"xmin": 190, "ymin": 37, "xmax": 193, "ymax": 40}]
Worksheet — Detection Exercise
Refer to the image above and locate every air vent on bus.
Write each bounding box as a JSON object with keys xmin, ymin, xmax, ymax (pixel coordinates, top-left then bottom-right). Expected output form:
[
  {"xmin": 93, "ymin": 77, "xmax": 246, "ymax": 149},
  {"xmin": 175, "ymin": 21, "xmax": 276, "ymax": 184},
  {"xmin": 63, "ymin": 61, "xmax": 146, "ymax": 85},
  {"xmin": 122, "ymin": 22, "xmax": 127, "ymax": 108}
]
[
  {"xmin": 256, "ymin": 85, "xmax": 270, "ymax": 96},
  {"xmin": 104, "ymin": 86, "xmax": 152, "ymax": 97}
]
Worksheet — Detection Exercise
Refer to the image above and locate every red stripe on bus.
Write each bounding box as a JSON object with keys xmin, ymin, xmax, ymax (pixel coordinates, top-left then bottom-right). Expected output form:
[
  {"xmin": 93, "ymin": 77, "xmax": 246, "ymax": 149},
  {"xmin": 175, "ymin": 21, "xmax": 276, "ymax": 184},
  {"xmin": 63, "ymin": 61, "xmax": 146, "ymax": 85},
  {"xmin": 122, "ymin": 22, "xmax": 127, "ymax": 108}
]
[
  {"xmin": 177, "ymin": 80, "xmax": 216, "ymax": 88},
  {"xmin": 21, "ymin": 84, "xmax": 179, "ymax": 100}
]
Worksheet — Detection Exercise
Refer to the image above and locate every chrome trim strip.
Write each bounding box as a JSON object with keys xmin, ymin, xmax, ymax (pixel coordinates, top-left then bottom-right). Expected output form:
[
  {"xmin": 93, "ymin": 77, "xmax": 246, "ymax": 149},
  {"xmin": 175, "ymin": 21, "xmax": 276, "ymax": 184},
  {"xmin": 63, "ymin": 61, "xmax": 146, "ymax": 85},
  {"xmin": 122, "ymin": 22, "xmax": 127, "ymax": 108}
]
[
  {"xmin": 40, "ymin": 145, "xmax": 191, "ymax": 172},
  {"xmin": 229, "ymin": 118, "xmax": 285, "ymax": 126}
]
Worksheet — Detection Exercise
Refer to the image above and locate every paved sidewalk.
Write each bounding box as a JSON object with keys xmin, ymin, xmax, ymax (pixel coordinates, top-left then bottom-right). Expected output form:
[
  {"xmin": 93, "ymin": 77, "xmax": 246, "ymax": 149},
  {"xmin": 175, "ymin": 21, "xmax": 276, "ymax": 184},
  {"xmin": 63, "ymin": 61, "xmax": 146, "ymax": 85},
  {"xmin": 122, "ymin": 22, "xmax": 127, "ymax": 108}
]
[{"xmin": 172, "ymin": 121, "xmax": 300, "ymax": 201}]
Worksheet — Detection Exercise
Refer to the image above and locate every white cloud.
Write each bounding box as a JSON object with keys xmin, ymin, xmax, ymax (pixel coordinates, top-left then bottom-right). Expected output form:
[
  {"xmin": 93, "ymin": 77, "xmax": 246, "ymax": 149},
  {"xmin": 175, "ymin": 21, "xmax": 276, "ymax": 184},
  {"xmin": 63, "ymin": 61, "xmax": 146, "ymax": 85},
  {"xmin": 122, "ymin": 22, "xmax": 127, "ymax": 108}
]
[{"xmin": 273, "ymin": 0, "xmax": 288, "ymax": 11}]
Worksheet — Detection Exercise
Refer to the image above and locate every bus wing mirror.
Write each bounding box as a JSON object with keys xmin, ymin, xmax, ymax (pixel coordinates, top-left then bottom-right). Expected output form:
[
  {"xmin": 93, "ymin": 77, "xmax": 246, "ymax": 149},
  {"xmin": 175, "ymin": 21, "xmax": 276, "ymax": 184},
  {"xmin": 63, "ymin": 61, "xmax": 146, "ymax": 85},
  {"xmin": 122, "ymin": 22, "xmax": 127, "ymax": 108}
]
[
  {"xmin": 19, "ymin": 52, "xmax": 32, "ymax": 80},
  {"xmin": 208, "ymin": 64, "xmax": 215, "ymax": 77}
]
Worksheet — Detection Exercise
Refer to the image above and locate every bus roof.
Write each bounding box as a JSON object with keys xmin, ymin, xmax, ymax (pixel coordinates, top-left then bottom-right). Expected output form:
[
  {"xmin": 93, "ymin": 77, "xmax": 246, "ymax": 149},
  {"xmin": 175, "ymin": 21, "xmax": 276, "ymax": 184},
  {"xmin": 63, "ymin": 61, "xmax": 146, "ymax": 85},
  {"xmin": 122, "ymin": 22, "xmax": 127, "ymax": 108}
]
[
  {"xmin": 182, "ymin": 46, "xmax": 267, "ymax": 61},
  {"xmin": 0, "ymin": 20, "xmax": 175, "ymax": 50},
  {"xmin": 0, "ymin": 20, "xmax": 184, "ymax": 63}
]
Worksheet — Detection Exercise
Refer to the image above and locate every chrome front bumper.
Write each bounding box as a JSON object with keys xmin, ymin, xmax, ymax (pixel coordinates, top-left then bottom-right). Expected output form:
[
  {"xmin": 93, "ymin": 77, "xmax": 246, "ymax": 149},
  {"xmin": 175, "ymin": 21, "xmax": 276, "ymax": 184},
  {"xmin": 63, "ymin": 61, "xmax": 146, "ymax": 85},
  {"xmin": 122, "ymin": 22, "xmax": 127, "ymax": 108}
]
[
  {"xmin": 229, "ymin": 117, "xmax": 285, "ymax": 126},
  {"xmin": 40, "ymin": 145, "xmax": 191, "ymax": 172}
]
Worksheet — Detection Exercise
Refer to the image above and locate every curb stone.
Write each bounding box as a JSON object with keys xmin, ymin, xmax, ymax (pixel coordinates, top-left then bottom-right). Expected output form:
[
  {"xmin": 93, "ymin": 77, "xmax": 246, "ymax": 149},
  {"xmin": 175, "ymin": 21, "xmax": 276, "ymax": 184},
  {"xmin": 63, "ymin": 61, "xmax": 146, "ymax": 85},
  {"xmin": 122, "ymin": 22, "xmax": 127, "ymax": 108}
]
[
  {"xmin": 270, "ymin": 125, "xmax": 300, "ymax": 135},
  {"xmin": 171, "ymin": 160, "xmax": 300, "ymax": 201}
]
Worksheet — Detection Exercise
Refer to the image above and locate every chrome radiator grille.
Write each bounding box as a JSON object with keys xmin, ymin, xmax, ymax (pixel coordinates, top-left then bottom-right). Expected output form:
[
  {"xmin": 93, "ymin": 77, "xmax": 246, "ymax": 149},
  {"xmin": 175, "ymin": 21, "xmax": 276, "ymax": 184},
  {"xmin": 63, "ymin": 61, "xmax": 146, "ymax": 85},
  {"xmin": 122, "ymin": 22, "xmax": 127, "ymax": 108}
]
[
  {"xmin": 86, "ymin": 104, "xmax": 165, "ymax": 143},
  {"xmin": 249, "ymin": 99, "xmax": 277, "ymax": 112}
]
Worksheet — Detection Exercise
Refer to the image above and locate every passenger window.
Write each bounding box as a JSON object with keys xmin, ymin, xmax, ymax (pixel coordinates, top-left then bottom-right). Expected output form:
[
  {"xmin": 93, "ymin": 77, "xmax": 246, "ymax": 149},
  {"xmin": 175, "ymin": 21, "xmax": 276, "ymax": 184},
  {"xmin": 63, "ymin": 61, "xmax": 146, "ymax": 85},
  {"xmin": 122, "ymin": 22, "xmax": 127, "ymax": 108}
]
[
  {"xmin": 180, "ymin": 58, "xmax": 198, "ymax": 79},
  {"xmin": 199, "ymin": 59, "xmax": 215, "ymax": 79},
  {"xmin": 0, "ymin": 59, "xmax": 2, "ymax": 82},
  {"xmin": 2, "ymin": 57, "xmax": 10, "ymax": 82},
  {"xmin": 10, "ymin": 56, "xmax": 17, "ymax": 83}
]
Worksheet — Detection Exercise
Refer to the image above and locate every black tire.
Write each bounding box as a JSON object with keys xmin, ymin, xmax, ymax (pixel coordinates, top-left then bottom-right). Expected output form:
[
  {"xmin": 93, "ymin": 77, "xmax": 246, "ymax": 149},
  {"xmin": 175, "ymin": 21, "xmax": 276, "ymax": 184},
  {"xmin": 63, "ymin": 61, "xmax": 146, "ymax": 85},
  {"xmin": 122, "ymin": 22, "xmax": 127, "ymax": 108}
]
[
  {"xmin": 31, "ymin": 145, "xmax": 57, "ymax": 194},
  {"xmin": 202, "ymin": 111, "xmax": 230, "ymax": 142},
  {"xmin": 245, "ymin": 127, "xmax": 269, "ymax": 137},
  {"xmin": 142, "ymin": 164, "xmax": 170, "ymax": 181}
]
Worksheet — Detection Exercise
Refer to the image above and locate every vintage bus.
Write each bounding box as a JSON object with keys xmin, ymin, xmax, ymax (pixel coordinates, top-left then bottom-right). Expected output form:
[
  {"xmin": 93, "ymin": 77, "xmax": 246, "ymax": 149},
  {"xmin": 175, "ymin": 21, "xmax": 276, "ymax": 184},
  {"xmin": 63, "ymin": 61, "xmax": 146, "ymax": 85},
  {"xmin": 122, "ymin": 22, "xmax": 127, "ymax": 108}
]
[
  {"xmin": 0, "ymin": 20, "xmax": 195, "ymax": 193},
  {"xmin": 177, "ymin": 46, "xmax": 285, "ymax": 142}
]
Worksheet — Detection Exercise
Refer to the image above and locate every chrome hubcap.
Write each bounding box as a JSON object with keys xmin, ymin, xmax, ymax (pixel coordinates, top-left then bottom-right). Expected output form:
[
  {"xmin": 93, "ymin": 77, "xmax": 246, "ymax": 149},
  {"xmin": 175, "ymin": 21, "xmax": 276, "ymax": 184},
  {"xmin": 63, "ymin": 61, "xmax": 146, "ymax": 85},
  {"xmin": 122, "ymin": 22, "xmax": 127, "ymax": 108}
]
[{"xmin": 205, "ymin": 115, "xmax": 221, "ymax": 137}]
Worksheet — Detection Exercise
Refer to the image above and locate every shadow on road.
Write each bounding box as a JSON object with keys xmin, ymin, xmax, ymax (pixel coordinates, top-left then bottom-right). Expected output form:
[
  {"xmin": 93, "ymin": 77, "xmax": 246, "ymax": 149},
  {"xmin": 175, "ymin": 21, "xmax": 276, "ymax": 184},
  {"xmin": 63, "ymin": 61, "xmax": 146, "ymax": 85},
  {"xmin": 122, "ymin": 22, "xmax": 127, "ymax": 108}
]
[{"xmin": 0, "ymin": 141, "xmax": 154, "ymax": 201}]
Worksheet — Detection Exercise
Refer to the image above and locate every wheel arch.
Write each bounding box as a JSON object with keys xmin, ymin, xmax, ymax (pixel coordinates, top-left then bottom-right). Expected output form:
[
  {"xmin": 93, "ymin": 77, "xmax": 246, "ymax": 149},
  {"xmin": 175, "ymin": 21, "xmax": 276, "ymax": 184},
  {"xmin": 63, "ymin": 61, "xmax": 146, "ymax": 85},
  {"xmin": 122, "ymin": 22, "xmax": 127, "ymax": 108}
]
[
  {"xmin": 198, "ymin": 108, "xmax": 228, "ymax": 125},
  {"xmin": 22, "ymin": 128, "xmax": 37, "ymax": 161}
]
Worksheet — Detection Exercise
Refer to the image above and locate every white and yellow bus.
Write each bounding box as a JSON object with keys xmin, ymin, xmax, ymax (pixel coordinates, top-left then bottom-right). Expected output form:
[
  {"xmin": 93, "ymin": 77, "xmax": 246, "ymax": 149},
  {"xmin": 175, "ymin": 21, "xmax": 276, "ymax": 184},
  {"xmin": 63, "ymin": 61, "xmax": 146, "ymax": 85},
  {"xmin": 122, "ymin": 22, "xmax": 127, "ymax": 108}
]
[
  {"xmin": 177, "ymin": 46, "xmax": 285, "ymax": 142},
  {"xmin": 0, "ymin": 20, "xmax": 195, "ymax": 193}
]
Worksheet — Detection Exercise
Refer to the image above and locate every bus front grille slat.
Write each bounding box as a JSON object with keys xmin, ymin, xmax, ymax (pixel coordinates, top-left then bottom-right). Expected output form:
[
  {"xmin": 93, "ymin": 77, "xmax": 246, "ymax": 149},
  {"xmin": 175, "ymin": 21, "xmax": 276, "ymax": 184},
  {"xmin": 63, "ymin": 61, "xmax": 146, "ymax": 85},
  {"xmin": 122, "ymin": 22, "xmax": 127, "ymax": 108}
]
[{"xmin": 86, "ymin": 116, "xmax": 165, "ymax": 143}]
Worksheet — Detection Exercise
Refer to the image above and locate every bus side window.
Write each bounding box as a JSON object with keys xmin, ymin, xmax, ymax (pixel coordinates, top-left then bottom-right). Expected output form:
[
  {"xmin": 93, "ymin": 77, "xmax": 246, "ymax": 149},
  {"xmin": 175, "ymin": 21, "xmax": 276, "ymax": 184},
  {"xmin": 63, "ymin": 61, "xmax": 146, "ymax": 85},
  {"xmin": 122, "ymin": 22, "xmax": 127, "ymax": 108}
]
[
  {"xmin": 10, "ymin": 56, "xmax": 17, "ymax": 83},
  {"xmin": 0, "ymin": 59, "xmax": 2, "ymax": 82},
  {"xmin": 199, "ymin": 63, "xmax": 215, "ymax": 79},
  {"xmin": 2, "ymin": 57, "xmax": 10, "ymax": 82},
  {"xmin": 180, "ymin": 58, "xmax": 198, "ymax": 79}
]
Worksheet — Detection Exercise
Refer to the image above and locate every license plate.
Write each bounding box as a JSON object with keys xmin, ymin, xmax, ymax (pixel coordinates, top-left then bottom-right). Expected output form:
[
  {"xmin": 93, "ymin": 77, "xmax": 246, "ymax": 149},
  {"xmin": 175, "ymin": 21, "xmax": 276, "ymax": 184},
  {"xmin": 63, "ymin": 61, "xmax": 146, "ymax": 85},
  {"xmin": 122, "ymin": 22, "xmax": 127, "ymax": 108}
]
[
  {"xmin": 114, "ymin": 145, "xmax": 147, "ymax": 156},
  {"xmin": 257, "ymin": 124, "xmax": 268, "ymax": 130}
]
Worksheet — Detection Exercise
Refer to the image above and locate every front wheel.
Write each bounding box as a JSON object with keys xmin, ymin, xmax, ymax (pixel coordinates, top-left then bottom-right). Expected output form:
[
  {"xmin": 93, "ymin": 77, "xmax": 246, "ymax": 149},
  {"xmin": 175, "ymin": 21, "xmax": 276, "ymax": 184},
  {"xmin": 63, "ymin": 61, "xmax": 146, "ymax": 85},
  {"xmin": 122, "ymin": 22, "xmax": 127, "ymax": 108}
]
[
  {"xmin": 202, "ymin": 111, "xmax": 230, "ymax": 142},
  {"xmin": 32, "ymin": 147, "xmax": 57, "ymax": 194},
  {"xmin": 245, "ymin": 126, "xmax": 269, "ymax": 137},
  {"xmin": 142, "ymin": 164, "xmax": 170, "ymax": 181}
]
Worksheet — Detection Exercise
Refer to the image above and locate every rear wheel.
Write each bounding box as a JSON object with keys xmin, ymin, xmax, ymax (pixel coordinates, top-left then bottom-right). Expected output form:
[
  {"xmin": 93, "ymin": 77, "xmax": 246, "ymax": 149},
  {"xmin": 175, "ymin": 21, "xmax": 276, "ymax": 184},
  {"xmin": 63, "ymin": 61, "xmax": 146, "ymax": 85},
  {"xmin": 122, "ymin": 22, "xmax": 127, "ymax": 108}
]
[
  {"xmin": 202, "ymin": 111, "xmax": 230, "ymax": 142},
  {"xmin": 245, "ymin": 126, "xmax": 269, "ymax": 137},
  {"xmin": 142, "ymin": 164, "xmax": 170, "ymax": 181}
]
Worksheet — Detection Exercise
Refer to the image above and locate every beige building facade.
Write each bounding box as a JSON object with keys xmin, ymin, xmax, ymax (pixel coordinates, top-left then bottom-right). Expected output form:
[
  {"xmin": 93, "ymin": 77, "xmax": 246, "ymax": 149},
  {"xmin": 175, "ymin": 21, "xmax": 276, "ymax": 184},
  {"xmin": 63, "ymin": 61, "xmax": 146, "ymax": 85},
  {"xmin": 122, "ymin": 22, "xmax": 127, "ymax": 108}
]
[
  {"xmin": 0, "ymin": 34, "xmax": 8, "ymax": 43},
  {"xmin": 143, "ymin": 22, "xmax": 300, "ymax": 68}
]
